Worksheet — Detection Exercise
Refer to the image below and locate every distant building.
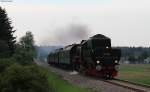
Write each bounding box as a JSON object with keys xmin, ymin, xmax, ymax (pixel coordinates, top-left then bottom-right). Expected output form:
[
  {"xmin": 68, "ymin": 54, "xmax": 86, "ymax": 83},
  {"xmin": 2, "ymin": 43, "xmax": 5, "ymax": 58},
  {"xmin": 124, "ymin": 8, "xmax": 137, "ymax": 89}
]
[{"xmin": 144, "ymin": 57, "xmax": 150, "ymax": 64}]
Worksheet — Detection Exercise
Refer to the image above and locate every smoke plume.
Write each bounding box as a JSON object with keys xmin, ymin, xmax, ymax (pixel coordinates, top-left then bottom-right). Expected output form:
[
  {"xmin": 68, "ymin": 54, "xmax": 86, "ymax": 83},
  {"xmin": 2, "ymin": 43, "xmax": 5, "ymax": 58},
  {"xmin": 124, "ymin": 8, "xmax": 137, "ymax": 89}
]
[{"xmin": 53, "ymin": 23, "xmax": 90, "ymax": 45}]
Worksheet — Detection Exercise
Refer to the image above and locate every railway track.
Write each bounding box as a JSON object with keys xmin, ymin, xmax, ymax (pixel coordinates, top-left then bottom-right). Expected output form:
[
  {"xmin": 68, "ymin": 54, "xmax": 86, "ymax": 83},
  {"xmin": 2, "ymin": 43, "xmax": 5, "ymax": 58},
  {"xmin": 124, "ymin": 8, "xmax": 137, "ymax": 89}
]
[
  {"xmin": 103, "ymin": 79, "xmax": 150, "ymax": 92},
  {"xmin": 35, "ymin": 59, "xmax": 150, "ymax": 92},
  {"xmin": 115, "ymin": 79, "xmax": 150, "ymax": 89},
  {"xmin": 85, "ymin": 75, "xmax": 150, "ymax": 92}
]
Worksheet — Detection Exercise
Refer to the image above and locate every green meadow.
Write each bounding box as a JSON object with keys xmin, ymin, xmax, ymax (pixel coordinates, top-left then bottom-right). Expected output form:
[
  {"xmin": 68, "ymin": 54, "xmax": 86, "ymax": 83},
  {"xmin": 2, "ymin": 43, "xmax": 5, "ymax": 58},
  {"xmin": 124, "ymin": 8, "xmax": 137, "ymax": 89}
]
[{"xmin": 117, "ymin": 64, "xmax": 150, "ymax": 85}]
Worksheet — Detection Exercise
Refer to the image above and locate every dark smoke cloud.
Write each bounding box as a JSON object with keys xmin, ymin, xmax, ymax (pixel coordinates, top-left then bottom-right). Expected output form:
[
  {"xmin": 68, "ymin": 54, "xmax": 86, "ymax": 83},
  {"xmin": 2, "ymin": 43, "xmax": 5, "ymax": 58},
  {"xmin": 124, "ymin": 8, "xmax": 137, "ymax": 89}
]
[
  {"xmin": 54, "ymin": 23, "xmax": 90, "ymax": 45},
  {"xmin": 39, "ymin": 23, "xmax": 91, "ymax": 46}
]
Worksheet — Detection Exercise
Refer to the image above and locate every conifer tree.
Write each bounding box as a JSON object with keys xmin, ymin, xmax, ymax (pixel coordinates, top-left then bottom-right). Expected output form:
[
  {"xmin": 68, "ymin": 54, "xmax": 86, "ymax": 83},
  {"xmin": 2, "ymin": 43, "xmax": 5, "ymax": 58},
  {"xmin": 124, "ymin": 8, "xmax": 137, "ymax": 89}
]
[{"xmin": 0, "ymin": 7, "xmax": 16, "ymax": 57}]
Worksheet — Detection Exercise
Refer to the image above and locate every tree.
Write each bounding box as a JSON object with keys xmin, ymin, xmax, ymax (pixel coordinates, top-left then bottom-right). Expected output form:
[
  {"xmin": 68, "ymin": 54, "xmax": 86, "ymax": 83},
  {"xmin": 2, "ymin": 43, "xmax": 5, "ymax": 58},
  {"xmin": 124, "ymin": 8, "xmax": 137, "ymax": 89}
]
[
  {"xmin": 0, "ymin": 40, "xmax": 9, "ymax": 58},
  {"xmin": 13, "ymin": 31, "xmax": 36, "ymax": 65},
  {"xmin": 141, "ymin": 51, "xmax": 148, "ymax": 59},
  {"xmin": 0, "ymin": 7, "xmax": 16, "ymax": 57},
  {"xmin": 138, "ymin": 51, "xmax": 148, "ymax": 63},
  {"xmin": 19, "ymin": 31, "xmax": 34, "ymax": 51},
  {"xmin": 128, "ymin": 55, "xmax": 136, "ymax": 63}
]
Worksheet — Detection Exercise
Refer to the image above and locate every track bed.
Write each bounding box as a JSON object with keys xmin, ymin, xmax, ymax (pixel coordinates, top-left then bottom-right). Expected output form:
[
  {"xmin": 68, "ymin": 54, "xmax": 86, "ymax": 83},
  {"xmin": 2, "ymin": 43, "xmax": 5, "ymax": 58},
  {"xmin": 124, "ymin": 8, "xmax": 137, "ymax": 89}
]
[{"xmin": 35, "ymin": 60, "xmax": 143, "ymax": 92}]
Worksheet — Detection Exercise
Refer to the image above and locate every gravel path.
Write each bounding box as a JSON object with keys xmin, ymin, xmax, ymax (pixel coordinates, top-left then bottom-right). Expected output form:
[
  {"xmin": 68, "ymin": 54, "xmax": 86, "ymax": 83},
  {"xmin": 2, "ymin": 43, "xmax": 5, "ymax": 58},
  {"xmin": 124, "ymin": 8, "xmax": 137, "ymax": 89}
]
[{"xmin": 35, "ymin": 60, "xmax": 135, "ymax": 92}]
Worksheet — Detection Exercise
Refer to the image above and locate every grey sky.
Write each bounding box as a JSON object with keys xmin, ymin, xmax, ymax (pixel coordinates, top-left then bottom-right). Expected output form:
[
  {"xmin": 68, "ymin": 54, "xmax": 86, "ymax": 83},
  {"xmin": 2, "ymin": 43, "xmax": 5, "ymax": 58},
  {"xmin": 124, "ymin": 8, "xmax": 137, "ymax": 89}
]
[{"xmin": 1, "ymin": 0, "xmax": 150, "ymax": 46}]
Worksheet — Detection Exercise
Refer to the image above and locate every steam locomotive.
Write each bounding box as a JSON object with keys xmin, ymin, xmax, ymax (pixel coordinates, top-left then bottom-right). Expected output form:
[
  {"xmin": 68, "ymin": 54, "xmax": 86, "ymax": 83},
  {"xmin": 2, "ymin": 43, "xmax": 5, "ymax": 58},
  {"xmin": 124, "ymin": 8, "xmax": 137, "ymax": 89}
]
[{"xmin": 47, "ymin": 34, "xmax": 121, "ymax": 79}]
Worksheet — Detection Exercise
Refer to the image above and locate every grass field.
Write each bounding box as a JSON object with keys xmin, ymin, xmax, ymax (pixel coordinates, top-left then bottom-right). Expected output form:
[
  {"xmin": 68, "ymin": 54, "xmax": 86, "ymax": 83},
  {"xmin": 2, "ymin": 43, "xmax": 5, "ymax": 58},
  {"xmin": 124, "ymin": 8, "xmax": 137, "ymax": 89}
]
[
  {"xmin": 117, "ymin": 64, "xmax": 150, "ymax": 85},
  {"xmin": 47, "ymin": 71, "xmax": 94, "ymax": 92}
]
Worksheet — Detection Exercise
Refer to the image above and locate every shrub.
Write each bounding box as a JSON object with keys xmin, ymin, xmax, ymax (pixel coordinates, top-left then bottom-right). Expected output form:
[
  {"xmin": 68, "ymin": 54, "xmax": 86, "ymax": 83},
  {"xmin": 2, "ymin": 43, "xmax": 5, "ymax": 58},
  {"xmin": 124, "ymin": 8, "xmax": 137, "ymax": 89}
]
[
  {"xmin": 0, "ymin": 58, "xmax": 15, "ymax": 73},
  {"xmin": 0, "ymin": 64, "xmax": 50, "ymax": 92}
]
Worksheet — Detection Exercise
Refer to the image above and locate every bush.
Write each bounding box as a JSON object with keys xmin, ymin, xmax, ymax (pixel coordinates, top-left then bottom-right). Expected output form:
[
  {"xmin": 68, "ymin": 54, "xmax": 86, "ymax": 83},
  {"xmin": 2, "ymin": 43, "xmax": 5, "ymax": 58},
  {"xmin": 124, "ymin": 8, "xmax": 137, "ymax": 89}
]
[
  {"xmin": 12, "ymin": 43, "xmax": 35, "ymax": 65},
  {"xmin": 13, "ymin": 50, "xmax": 34, "ymax": 65},
  {"xmin": 0, "ymin": 64, "xmax": 50, "ymax": 92},
  {"xmin": 0, "ymin": 58, "xmax": 16, "ymax": 73}
]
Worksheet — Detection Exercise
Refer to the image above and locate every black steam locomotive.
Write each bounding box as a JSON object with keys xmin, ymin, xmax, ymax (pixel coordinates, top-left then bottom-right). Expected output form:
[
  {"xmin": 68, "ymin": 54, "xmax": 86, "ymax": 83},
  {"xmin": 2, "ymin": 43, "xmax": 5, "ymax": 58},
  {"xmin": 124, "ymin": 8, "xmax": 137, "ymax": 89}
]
[{"xmin": 47, "ymin": 34, "xmax": 121, "ymax": 79}]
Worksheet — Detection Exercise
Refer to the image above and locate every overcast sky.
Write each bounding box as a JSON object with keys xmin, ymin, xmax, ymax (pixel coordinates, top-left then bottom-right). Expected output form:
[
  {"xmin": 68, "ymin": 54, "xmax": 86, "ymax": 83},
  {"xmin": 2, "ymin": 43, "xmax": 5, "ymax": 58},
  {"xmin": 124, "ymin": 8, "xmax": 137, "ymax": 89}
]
[{"xmin": 1, "ymin": 0, "xmax": 150, "ymax": 46}]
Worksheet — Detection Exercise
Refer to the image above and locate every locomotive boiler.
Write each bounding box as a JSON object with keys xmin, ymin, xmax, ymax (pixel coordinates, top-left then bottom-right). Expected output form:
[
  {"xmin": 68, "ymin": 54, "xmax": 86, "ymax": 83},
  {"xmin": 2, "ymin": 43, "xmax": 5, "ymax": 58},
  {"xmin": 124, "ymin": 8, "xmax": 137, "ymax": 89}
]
[{"xmin": 47, "ymin": 34, "xmax": 121, "ymax": 79}]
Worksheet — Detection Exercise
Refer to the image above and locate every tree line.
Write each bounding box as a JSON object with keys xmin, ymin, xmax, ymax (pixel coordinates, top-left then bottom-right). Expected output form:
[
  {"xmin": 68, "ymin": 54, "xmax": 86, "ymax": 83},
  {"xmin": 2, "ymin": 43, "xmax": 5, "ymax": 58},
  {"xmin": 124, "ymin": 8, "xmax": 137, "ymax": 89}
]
[
  {"xmin": 0, "ymin": 7, "xmax": 50, "ymax": 92},
  {"xmin": 117, "ymin": 47, "xmax": 150, "ymax": 63}
]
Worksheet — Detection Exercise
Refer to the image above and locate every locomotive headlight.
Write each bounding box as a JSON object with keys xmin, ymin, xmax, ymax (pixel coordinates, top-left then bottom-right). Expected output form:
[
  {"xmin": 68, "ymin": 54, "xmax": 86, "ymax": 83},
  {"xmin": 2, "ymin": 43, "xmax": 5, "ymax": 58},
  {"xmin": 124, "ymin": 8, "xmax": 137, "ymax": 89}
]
[
  {"xmin": 115, "ymin": 60, "xmax": 118, "ymax": 63},
  {"xmin": 96, "ymin": 65, "xmax": 101, "ymax": 71},
  {"xmin": 106, "ymin": 46, "xmax": 109, "ymax": 49},
  {"xmin": 96, "ymin": 60, "xmax": 100, "ymax": 64}
]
